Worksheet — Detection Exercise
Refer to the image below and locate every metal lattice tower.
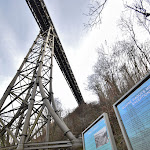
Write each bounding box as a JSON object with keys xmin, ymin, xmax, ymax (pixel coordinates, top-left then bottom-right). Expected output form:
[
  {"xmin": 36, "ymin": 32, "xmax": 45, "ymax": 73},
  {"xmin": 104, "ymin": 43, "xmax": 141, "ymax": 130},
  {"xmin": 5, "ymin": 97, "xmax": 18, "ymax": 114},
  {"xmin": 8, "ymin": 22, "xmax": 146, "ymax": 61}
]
[{"xmin": 0, "ymin": 0, "xmax": 84, "ymax": 149}]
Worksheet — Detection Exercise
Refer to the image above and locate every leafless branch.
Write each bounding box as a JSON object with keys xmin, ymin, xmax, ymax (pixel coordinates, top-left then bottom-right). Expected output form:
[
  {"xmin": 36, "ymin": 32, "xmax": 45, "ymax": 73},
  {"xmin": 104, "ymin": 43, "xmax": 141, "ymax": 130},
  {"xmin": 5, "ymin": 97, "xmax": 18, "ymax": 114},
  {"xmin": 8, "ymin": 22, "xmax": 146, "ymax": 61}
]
[
  {"xmin": 124, "ymin": 0, "xmax": 150, "ymax": 34},
  {"xmin": 125, "ymin": 0, "xmax": 150, "ymax": 17},
  {"xmin": 84, "ymin": 0, "xmax": 108, "ymax": 29}
]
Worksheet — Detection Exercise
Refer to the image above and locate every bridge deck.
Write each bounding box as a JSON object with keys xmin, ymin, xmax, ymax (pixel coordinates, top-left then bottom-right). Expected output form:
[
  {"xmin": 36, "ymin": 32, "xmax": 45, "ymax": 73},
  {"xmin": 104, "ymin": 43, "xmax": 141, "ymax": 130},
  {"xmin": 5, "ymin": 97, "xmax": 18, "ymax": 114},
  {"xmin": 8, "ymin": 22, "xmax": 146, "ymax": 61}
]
[{"xmin": 26, "ymin": 0, "xmax": 84, "ymax": 104}]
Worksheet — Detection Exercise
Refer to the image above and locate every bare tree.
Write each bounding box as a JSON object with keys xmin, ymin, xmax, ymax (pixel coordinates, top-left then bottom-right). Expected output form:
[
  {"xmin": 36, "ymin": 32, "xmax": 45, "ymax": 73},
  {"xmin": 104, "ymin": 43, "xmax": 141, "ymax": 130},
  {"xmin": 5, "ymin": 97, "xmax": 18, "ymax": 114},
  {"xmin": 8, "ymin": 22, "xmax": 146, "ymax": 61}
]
[
  {"xmin": 119, "ymin": 16, "xmax": 150, "ymax": 75},
  {"xmin": 87, "ymin": 37, "xmax": 150, "ymax": 149},
  {"xmin": 84, "ymin": 1, "xmax": 150, "ymax": 149},
  {"xmin": 84, "ymin": 0, "xmax": 108, "ymax": 28},
  {"xmin": 125, "ymin": 0, "xmax": 150, "ymax": 17},
  {"xmin": 125, "ymin": 0, "xmax": 150, "ymax": 34}
]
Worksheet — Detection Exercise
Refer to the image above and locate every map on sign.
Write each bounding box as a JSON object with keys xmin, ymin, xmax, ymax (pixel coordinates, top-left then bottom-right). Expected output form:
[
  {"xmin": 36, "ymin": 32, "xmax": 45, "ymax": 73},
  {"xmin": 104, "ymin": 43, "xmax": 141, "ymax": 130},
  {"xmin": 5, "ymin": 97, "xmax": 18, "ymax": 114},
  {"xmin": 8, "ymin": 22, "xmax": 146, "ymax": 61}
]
[
  {"xmin": 117, "ymin": 78, "xmax": 150, "ymax": 150},
  {"xmin": 82, "ymin": 113, "xmax": 116, "ymax": 150}
]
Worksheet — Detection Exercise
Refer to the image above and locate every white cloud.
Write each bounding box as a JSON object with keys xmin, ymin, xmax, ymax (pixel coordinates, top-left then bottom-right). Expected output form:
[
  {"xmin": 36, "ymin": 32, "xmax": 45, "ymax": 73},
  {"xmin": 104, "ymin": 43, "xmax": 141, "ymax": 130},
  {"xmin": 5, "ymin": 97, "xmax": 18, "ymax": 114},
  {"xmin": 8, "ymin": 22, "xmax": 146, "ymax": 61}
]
[
  {"xmin": 57, "ymin": 0, "xmax": 125, "ymax": 107},
  {"xmin": 0, "ymin": 0, "xmax": 125, "ymax": 110},
  {"xmin": 0, "ymin": 76, "xmax": 12, "ymax": 98}
]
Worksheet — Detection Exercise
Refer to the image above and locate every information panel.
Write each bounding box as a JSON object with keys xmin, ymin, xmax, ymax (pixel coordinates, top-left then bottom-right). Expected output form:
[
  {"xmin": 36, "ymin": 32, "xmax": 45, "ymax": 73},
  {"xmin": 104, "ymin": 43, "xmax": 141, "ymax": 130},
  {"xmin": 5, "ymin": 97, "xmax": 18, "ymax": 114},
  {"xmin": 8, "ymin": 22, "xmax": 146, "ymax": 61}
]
[
  {"xmin": 82, "ymin": 113, "xmax": 117, "ymax": 150},
  {"xmin": 114, "ymin": 74, "xmax": 150, "ymax": 150}
]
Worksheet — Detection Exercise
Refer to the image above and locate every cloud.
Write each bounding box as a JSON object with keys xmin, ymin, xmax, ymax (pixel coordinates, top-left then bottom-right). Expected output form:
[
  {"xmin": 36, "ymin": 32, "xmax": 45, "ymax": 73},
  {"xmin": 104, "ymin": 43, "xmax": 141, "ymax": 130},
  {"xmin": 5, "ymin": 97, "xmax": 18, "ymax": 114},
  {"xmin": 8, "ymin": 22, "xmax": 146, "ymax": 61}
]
[
  {"xmin": 0, "ymin": 0, "xmax": 39, "ymax": 97},
  {"xmin": 0, "ymin": 0, "xmax": 124, "ymax": 110},
  {"xmin": 45, "ymin": 0, "xmax": 89, "ymax": 49},
  {"xmin": 0, "ymin": 76, "xmax": 12, "ymax": 98},
  {"xmin": 53, "ymin": 0, "xmax": 125, "ymax": 106},
  {"xmin": 44, "ymin": 0, "xmax": 99, "ymax": 107},
  {"xmin": 0, "ymin": 13, "xmax": 19, "ymax": 76}
]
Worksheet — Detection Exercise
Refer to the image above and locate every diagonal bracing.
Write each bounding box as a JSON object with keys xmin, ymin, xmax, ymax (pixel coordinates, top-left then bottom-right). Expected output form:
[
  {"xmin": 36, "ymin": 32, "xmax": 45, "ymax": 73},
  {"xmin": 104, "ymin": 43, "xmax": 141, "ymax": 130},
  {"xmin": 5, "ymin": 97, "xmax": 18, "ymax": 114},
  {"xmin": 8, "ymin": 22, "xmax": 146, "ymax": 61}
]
[{"xmin": 0, "ymin": 0, "xmax": 84, "ymax": 149}]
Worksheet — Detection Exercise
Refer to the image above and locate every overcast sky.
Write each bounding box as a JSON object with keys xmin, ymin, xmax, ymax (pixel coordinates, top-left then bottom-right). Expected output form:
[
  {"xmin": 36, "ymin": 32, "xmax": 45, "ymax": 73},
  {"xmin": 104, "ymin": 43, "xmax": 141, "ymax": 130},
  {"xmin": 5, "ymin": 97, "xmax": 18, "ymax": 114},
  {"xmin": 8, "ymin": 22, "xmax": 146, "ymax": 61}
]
[{"xmin": 0, "ymin": 0, "xmax": 124, "ymax": 110}]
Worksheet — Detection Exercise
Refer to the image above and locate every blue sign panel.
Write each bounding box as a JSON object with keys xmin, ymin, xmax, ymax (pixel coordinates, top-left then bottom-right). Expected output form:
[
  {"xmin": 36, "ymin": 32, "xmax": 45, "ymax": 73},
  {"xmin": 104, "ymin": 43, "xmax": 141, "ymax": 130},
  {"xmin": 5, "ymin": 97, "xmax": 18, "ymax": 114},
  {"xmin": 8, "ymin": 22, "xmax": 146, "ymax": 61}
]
[
  {"xmin": 83, "ymin": 118, "xmax": 112, "ymax": 150},
  {"xmin": 117, "ymin": 78, "xmax": 150, "ymax": 150}
]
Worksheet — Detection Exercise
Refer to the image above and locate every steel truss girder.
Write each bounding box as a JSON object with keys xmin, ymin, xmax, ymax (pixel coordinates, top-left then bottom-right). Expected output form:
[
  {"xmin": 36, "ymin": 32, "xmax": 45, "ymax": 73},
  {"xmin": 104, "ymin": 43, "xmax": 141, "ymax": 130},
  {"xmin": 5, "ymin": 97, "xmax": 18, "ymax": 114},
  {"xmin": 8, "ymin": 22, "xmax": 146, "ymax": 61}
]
[
  {"xmin": 0, "ymin": 33, "xmax": 46, "ymax": 147},
  {"xmin": 0, "ymin": 0, "xmax": 84, "ymax": 149},
  {"xmin": 0, "ymin": 27, "xmax": 82, "ymax": 150},
  {"xmin": 0, "ymin": 141, "xmax": 72, "ymax": 150},
  {"xmin": 26, "ymin": 0, "xmax": 84, "ymax": 105}
]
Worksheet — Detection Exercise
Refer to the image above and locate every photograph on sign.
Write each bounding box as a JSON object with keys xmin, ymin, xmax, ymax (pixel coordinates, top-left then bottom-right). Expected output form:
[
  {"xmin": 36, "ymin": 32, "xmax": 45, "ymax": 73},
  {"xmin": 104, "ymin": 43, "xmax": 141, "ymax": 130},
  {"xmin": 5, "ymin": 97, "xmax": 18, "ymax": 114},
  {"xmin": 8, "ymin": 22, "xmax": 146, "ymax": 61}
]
[
  {"xmin": 82, "ymin": 113, "xmax": 117, "ymax": 150},
  {"xmin": 114, "ymin": 73, "xmax": 150, "ymax": 150},
  {"xmin": 94, "ymin": 126, "xmax": 109, "ymax": 148}
]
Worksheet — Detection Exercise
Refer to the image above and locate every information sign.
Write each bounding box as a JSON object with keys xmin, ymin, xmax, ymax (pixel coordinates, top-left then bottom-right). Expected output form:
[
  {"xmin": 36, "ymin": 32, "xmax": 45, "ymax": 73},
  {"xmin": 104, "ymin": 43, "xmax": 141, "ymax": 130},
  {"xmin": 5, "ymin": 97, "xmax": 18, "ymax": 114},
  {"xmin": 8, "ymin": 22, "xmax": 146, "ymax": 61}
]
[
  {"xmin": 82, "ymin": 113, "xmax": 117, "ymax": 150},
  {"xmin": 113, "ymin": 73, "xmax": 150, "ymax": 150}
]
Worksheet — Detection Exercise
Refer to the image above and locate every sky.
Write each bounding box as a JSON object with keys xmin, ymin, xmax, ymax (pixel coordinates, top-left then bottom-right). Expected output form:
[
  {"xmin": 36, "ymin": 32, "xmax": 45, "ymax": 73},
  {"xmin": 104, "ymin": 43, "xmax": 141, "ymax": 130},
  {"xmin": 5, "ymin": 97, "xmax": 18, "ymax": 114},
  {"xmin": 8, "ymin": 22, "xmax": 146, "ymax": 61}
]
[{"xmin": 0, "ymin": 0, "xmax": 124, "ymax": 110}]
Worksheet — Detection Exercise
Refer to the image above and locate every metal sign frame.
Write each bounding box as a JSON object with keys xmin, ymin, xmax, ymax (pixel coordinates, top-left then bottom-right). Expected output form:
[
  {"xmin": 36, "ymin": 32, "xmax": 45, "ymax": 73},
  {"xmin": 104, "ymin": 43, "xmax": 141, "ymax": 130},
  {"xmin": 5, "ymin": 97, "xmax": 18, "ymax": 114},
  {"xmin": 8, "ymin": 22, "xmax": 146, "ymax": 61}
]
[
  {"xmin": 113, "ymin": 73, "xmax": 150, "ymax": 150},
  {"xmin": 82, "ymin": 113, "xmax": 117, "ymax": 150}
]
